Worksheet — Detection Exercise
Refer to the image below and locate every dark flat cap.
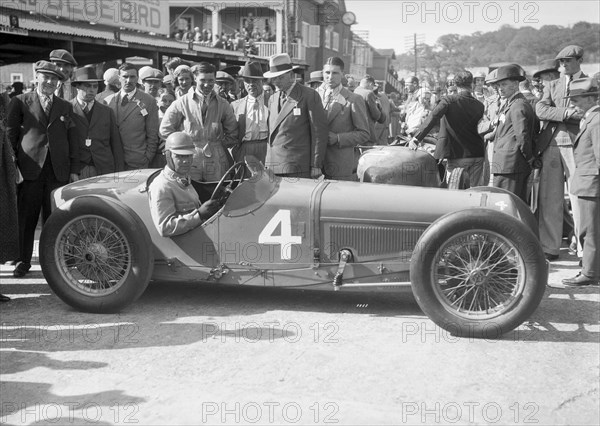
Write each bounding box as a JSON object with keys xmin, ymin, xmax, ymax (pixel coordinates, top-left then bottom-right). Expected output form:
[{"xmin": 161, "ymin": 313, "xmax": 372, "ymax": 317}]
[
  {"xmin": 49, "ymin": 49, "xmax": 78, "ymax": 66},
  {"xmin": 34, "ymin": 60, "xmax": 66, "ymax": 80},
  {"xmin": 533, "ymin": 59, "xmax": 559, "ymax": 78},
  {"xmin": 555, "ymin": 45, "xmax": 584, "ymax": 60}
]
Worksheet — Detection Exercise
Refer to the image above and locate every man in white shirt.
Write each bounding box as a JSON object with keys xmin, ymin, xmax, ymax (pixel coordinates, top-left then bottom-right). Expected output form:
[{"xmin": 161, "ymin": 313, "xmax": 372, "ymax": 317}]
[{"xmin": 231, "ymin": 61, "xmax": 269, "ymax": 163}]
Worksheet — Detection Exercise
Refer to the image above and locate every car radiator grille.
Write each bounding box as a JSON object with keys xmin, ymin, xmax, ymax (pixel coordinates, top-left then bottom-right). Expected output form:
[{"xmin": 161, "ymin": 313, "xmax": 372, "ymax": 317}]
[{"xmin": 325, "ymin": 223, "xmax": 427, "ymax": 259}]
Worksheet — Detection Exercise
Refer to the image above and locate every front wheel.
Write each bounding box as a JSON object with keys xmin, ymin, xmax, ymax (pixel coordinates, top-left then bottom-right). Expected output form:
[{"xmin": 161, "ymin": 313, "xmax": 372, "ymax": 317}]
[
  {"xmin": 410, "ymin": 209, "xmax": 547, "ymax": 338},
  {"xmin": 40, "ymin": 196, "xmax": 154, "ymax": 313}
]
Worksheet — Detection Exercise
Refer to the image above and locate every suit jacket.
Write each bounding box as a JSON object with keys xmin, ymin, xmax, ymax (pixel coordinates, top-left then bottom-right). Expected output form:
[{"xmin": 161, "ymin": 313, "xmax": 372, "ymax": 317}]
[
  {"xmin": 266, "ymin": 83, "xmax": 328, "ymax": 175},
  {"xmin": 104, "ymin": 90, "xmax": 159, "ymax": 169},
  {"xmin": 231, "ymin": 94, "xmax": 268, "ymax": 144},
  {"xmin": 322, "ymin": 87, "xmax": 370, "ymax": 178},
  {"xmin": 571, "ymin": 106, "xmax": 600, "ymax": 197},
  {"xmin": 414, "ymin": 91, "xmax": 485, "ymax": 160},
  {"xmin": 353, "ymin": 86, "xmax": 385, "ymax": 144},
  {"xmin": 70, "ymin": 99, "xmax": 124, "ymax": 175},
  {"xmin": 492, "ymin": 92, "xmax": 535, "ymax": 174},
  {"xmin": 535, "ymin": 72, "xmax": 587, "ymax": 153},
  {"xmin": 7, "ymin": 92, "xmax": 79, "ymax": 182}
]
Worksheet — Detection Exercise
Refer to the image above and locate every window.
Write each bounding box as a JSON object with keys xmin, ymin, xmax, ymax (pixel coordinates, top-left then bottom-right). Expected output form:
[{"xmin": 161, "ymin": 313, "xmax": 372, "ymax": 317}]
[
  {"xmin": 308, "ymin": 24, "xmax": 320, "ymax": 47},
  {"xmin": 177, "ymin": 16, "xmax": 192, "ymax": 31},
  {"xmin": 324, "ymin": 27, "xmax": 331, "ymax": 49},
  {"xmin": 332, "ymin": 32, "xmax": 339, "ymax": 51},
  {"xmin": 10, "ymin": 73, "xmax": 23, "ymax": 82},
  {"xmin": 302, "ymin": 22, "xmax": 310, "ymax": 47},
  {"xmin": 344, "ymin": 38, "xmax": 352, "ymax": 55}
]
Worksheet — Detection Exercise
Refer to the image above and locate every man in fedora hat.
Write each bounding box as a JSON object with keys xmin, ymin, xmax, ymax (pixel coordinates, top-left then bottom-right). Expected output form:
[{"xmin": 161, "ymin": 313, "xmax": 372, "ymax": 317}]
[
  {"xmin": 6, "ymin": 60, "xmax": 80, "ymax": 277},
  {"xmin": 317, "ymin": 56, "xmax": 369, "ymax": 180},
  {"xmin": 532, "ymin": 58, "xmax": 560, "ymax": 99},
  {"xmin": 231, "ymin": 61, "xmax": 269, "ymax": 163},
  {"xmin": 489, "ymin": 64, "xmax": 536, "ymax": 202},
  {"xmin": 70, "ymin": 66, "xmax": 124, "ymax": 178},
  {"xmin": 263, "ymin": 53, "xmax": 328, "ymax": 178},
  {"xmin": 49, "ymin": 49, "xmax": 78, "ymax": 100},
  {"xmin": 561, "ymin": 78, "xmax": 600, "ymax": 286},
  {"xmin": 307, "ymin": 70, "xmax": 323, "ymax": 90},
  {"xmin": 535, "ymin": 45, "xmax": 587, "ymax": 261},
  {"xmin": 215, "ymin": 70, "xmax": 237, "ymax": 103}
]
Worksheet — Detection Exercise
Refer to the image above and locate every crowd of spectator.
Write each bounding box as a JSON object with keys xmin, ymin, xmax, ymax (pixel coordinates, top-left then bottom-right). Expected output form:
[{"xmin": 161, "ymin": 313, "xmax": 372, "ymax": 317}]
[{"xmin": 1, "ymin": 46, "xmax": 599, "ymax": 293}]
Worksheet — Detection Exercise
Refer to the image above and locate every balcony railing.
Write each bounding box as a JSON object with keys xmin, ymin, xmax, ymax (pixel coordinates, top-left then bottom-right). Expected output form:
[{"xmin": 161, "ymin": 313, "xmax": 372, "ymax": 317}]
[{"xmin": 254, "ymin": 42, "xmax": 306, "ymax": 60}]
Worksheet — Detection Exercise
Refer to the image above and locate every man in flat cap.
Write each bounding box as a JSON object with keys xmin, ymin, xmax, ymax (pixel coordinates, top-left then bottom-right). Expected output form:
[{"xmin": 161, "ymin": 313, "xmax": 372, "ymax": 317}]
[
  {"xmin": 263, "ymin": 53, "xmax": 328, "ymax": 178},
  {"xmin": 96, "ymin": 68, "xmax": 120, "ymax": 103},
  {"xmin": 6, "ymin": 60, "xmax": 80, "ymax": 277},
  {"xmin": 139, "ymin": 67, "xmax": 164, "ymax": 100},
  {"xmin": 160, "ymin": 61, "xmax": 238, "ymax": 182},
  {"xmin": 561, "ymin": 78, "xmax": 600, "ymax": 286},
  {"xmin": 49, "ymin": 49, "xmax": 78, "ymax": 100},
  {"xmin": 70, "ymin": 66, "xmax": 124, "ymax": 178},
  {"xmin": 535, "ymin": 45, "xmax": 587, "ymax": 261},
  {"xmin": 489, "ymin": 64, "xmax": 536, "ymax": 202}
]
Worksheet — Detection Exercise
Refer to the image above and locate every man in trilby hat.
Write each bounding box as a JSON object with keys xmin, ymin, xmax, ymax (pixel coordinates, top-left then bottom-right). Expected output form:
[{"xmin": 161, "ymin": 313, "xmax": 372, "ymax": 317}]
[
  {"xmin": 231, "ymin": 61, "xmax": 269, "ymax": 163},
  {"xmin": 263, "ymin": 53, "xmax": 328, "ymax": 178},
  {"xmin": 561, "ymin": 78, "xmax": 600, "ymax": 286},
  {"xmin": 535, "ymin": 45, "xmax": 587, "ymax": 261},
  {"xmin": 7, "ymin": 60, "xmax": 80, "ymax": 278},
  {"xmin": 70, "ymin": 66, "xmax": 124, "ymax": 178}
]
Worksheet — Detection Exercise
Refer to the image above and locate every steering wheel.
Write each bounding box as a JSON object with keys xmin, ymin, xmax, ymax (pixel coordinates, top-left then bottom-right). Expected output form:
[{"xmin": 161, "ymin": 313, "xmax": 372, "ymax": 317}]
[{"xmin": 210, "ymin": 162, "xmax": 246, "ymax": 205}]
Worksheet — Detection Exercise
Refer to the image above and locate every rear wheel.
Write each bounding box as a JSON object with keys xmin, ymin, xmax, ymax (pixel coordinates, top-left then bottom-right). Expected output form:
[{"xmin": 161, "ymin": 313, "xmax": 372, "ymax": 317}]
[
  {"xmin": 40, "ymin": 196, "xmax": 154, "ymax": 313},
  {"xmin": 410, "ymin": 209, "xmax": 547, "ymax": 338}
]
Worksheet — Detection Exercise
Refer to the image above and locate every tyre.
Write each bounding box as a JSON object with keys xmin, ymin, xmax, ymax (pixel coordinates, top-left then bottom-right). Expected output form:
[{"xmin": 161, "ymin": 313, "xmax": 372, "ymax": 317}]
[
  {"xmin": 410, "ymin": 208, "xmax": 547, "ymax": 338},
  {"xmin": 40, "ymin": 196, "xmax": 154, "ymax": 313},
  {"xmin": 447, "ymin": 167, "xmax": 470, "ymax": 190}
]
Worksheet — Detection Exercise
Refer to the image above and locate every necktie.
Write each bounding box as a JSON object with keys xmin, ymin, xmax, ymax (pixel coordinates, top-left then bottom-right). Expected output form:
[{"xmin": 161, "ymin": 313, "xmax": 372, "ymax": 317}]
[
  {"xmin": 201, "ymin": 96, "xmax": 208, "ymax": 121},
  {"xmin": 121, "ymin": 95, "xmax": 129, "ymax": 107},
  {"xmin": 42, "ymin": 95, "xmax": 52, "ymax": 116},
  {"xmin": 566, "ymin": 75, "xmax": 572, "ymax": 98},
  {"xmin": 57, "ymin": 84, "xmax": 64, "ymax": 99},
  {"xmin": 278, "ymin": 91, "xmax": 287, "ymax": 113},
  {"xmin": 325, "ymin": 91, "xmax": 334, "ymax": 110},
  {"xmin": 82, "ymin": 102, "xmax": 88, "ymax": 113}
]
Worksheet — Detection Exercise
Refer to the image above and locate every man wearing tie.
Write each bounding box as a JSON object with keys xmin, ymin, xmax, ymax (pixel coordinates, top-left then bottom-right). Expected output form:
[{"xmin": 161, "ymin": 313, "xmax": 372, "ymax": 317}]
[
  {"xmin": 49, "ymin": 49, "xmax": 78, "ymax": 100},
  {"xmin": 70, "ymin": 66, "xmax": 124, "ymax": 178},
  {"xmin": 536, "ymin": 45, "xmax": 587, "ymax": 261},
  {"xmin": 231, "ymin": 61, "xmax": 269, "ymax": 164},
  {"xmin": 6, "ymin": 61, "xmax": 80, "ymax": 277},
  {"xmin": 103, "ymin": 63, "xmax": 159, "ymax": 170},
  {"xmin": 317, "ymin": 56, "xmax": 369, "ymax": 180},
  {"xmin": 263, "ymin": 53, "xmax": 328, "ymax": 178},
  {"xmin": 561, "ymin": 78, "xmax": 600, "ymax": 286}
]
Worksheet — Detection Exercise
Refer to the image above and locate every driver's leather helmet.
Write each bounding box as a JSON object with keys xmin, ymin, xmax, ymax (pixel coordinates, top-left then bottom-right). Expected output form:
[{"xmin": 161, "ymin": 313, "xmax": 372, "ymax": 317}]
[{"xmin": 165, "ymin": 132, "xmax": 195, "ymax": 155}]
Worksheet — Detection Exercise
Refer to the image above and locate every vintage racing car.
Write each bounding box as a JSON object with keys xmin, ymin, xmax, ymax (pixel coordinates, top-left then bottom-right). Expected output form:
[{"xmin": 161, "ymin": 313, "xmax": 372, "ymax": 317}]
[{"xmin": 40, "ymin": 158, "xmax": 547, "ymax": 338}]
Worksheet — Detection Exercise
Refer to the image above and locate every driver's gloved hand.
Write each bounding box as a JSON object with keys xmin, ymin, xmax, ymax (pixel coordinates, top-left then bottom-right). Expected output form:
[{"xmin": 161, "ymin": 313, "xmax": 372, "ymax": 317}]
[{"xmin": 198, "ymin": 200, "xmax": 221, "ymax": 220}]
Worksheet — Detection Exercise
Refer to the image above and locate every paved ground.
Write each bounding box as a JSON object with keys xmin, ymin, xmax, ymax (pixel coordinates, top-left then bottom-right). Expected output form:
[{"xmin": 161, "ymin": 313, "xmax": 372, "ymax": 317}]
[{"xmin": 1, "ymin": 246, "xmax": 598, "ymax": 425}]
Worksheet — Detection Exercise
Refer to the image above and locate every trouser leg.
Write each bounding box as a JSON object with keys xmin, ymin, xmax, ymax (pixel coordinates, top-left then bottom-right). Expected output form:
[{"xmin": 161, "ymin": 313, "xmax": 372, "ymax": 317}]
[
  {"xmin": 537, "ymin": 145, "xmax": 565, "ymax": 256},
  {"xmin": 577, "ymin": 196, "xmax": 600, "ymax": 279}
]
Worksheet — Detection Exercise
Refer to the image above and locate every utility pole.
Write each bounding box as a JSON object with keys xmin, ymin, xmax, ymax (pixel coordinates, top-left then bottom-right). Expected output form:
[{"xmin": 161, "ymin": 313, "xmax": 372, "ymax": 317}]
[{"xmin": 404, "ymin": 33, "xmax": 425, "ymax": 76}]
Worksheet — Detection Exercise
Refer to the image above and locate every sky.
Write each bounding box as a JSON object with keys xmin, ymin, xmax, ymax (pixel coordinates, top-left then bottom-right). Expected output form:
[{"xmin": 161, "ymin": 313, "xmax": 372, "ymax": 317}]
[{"xmin": 344, "ymin": 0, "xmax": 600, "ymax": 53}]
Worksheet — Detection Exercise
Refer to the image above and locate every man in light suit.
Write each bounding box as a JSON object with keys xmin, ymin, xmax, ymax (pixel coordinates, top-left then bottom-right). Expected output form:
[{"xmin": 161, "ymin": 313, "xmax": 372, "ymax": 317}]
[
  {"xmin": 264, "ymin": 53, "xmax": 328, "ymax": 178},
  {"xmin": 231, "ymin": 61, "xmax": 269, "ymax": 164},
  {"xmin": 354, "ymin": 75, "xmax": 386, "ymax": 145},
  {"xmin": 490, "ymin": 64, "xmax": 535, "ymax": 202},
  {"xmin": 7, "ymin": 60, "xmax": 80, "ymax": 277},
  {"xmin": 561, "ymin": 78, "xmax": 600, "ymax": 286},
  {"xmin": 536, "ymin": 45, "xmax": 587, "ymax": 261},
  {"xmin": 317, "ymin": 57, "xmax": 369, "ymax": 180},
  {"xmin": 70, "ymin": 66, "xmax": 124, "ymax": 178},
  {"xmin": 103, "ymin": 62, "xmax": 159, "ymax": 170}
]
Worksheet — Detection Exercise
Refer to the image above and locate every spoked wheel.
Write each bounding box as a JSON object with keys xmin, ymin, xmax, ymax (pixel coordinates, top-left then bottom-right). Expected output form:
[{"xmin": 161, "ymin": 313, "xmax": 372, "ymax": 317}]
[
  {"xmin": 410, "ymin": 209, "xmax": 547, "ymax": 338},
  {"xmin": 40, "ymin": 196, "xmax": 153, "ymax": 313}
]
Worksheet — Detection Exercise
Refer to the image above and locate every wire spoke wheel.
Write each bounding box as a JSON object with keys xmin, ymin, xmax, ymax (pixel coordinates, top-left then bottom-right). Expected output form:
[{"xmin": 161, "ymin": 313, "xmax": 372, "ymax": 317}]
[
  {"xmin": 433, "ymin": 231, "xmax": 525, "ymax": 320},
  {"xmin": 56, "ymin": 215, "xmax": 132, "ymax": 296}
]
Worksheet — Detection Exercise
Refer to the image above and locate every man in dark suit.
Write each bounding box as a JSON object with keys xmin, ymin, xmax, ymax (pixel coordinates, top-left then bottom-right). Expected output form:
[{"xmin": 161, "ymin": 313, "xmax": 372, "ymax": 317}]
[
  {"xmin": 489, "ymin": 64, "xmax": 536, "ymax": 202},
  {"xmin": 263, "ymin": 53, "xmax": 328, "ymax": 178},
  {"xmin": 536, "ymin": 45, "xmax": 587, "ymax": 261},
  {"xmin": 561, "ymin": 79, "xmax": 600, "ymax": 286},
  {"xmin": 317, "ymin": 56, "xmax": 369, "ymax": 180},
  {"xmin": 103, "ymin": 63, "xmax": 159, "ymax": 170},
  {"xmin": 7, "ymin": 60, "xmax": 80, "ymax": 277},
  {"xmin": 410, "ymin": 70, "xmax": 487, "ymax": 186},
  {"xmin": 49, "ymin": 49, "xmax": 77, "ymax": 100},
  {"xmin": 70, "ymin": 66, "xmax": 124, "ymax": 178}
]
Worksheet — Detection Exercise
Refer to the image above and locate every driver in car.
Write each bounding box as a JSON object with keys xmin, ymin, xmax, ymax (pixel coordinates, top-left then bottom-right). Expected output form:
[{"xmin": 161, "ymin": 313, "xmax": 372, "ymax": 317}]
[{"xmin": 148, "ymin": 132, "xmax": 220, "ymax": 237}]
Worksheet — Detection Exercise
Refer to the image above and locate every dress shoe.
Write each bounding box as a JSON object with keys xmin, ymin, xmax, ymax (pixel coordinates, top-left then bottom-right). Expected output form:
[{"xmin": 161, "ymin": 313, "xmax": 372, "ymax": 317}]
[
  {"xmin": 544, "ymin": 253, "xmax": 559, "ymax": 261},
  {"xmin": 562, "ymin": 273, "xmax": 599, "ymax": 287},
  {"xmin": 0, "ymin": 294, "xmax": 10, "ymax": 302},
  {"xmin": 12, "ymin": 261, "xmax": 31, "ymax": 278}
]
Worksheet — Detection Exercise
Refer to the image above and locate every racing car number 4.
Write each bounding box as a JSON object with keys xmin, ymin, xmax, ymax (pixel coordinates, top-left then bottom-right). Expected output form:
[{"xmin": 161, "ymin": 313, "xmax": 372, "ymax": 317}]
[{"xmin": 258, "ymin": 210, "xmax": 302, "ymax": 260}]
